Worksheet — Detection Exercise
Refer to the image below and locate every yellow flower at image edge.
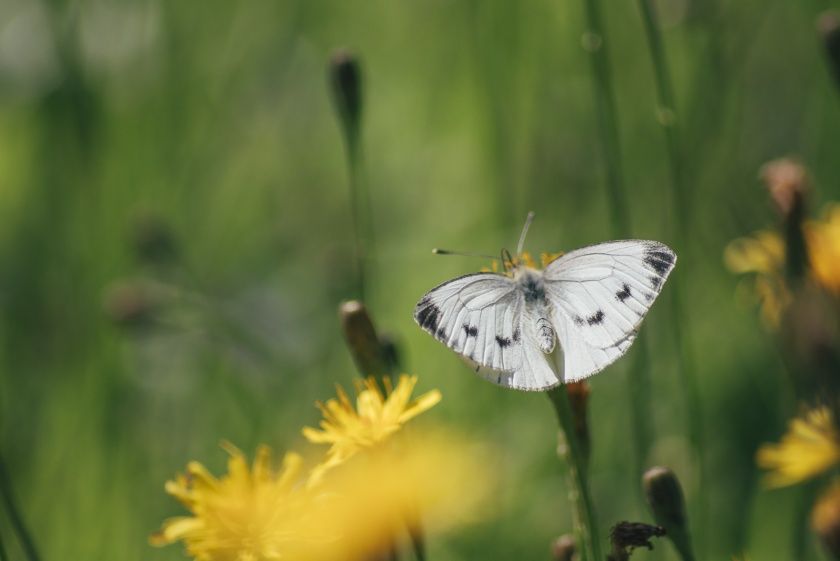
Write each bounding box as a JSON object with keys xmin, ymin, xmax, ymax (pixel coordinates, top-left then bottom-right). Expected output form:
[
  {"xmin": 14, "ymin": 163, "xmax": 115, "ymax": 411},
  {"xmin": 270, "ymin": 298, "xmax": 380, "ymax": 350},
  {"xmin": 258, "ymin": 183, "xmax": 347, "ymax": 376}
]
[
  {"xmin": 302, "ymin": 374, "xmax": 441, "ymax": 478},
  {"xmin": 757, "ymin": 406, "xmax": 840, "ymax": 488},
  {"xmin": 151, "ymin": 442, "xmax": 315, "ymax": 561},
  {"xmin": 151, "ymin": 433, "xmax": 493, "ymax": 561}
]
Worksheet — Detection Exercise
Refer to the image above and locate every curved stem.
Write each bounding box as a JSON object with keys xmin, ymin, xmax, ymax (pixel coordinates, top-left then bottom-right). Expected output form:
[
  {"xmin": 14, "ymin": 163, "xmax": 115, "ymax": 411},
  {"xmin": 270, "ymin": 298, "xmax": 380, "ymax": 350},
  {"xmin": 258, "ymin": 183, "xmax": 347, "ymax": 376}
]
[{"xmin": 548, "ymin": 386, "xmax": 602, "ymax": 561}]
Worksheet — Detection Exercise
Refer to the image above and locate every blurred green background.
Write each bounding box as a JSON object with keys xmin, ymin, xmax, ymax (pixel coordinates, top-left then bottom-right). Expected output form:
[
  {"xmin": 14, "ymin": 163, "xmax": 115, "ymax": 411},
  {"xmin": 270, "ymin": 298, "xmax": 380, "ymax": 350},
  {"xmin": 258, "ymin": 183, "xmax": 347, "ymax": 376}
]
[{"xmin": 0, "ymin": 0, "xmax": 837, "ymax": 559}]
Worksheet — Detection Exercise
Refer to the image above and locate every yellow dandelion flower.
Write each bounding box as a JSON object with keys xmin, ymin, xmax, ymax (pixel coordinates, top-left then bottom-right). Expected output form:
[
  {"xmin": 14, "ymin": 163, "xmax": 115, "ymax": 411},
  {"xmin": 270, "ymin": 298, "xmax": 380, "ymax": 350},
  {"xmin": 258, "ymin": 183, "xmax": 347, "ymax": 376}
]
[
  {"xmin": 726, "ymin": 204, "xmax": 840, "ymax": 327},
  {"xmin": 482, "ymin": 251, "xmax": 564, "ymax": 275},
  {"xmin": 806, "ymin": 205, "xmax": 840, "ymax": 294},
  {"xmin": 302, "ymin": 374, "xmax": 441, "ymax": 479},
  {"xmin": 757, "ymin": 406, "xmax": 840, "ymax": 488},
  {"xmin": 303, "ymin": 430, "xmax": 494, "ymax": 561},
  {"xmin": 151, "ymin": 442, "xmax": 317, "ymax": 561}
]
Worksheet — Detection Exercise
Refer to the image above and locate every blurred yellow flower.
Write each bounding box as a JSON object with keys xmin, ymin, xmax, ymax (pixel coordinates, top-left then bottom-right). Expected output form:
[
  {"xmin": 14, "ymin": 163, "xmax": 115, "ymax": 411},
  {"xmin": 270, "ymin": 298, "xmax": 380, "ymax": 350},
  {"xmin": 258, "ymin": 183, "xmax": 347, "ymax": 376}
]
[
  {"xmin": 757, "ymin": 406, "xmax": 840, "ymax": 488},
  {"xmin": 305, "ymin": 430, "xmax": 494, "ymax": 560},
  {"xmin": 152, "ymin": 432, "xmax": 492, "ymax": 561},
  {"xmin": 725, "ymin": 204, "xmax": 840, "ymax": 327},
  {"xmin": 806, "ymin": 205, "xmax": 840, "ymax": 294},
  {"xmin": 723, "ymin": 230, "xmax": 789, "ymax": 327},
  {"xmin": 151, "ymin": 442, "xmax": 316, "ymax": 561},
  {"xmin": 302, "ymin": 374, "xmax": 441, "ymax": 480},
  {"xmin": 812, "ymin": 479, "xmax": 840, "ymax": 558}
]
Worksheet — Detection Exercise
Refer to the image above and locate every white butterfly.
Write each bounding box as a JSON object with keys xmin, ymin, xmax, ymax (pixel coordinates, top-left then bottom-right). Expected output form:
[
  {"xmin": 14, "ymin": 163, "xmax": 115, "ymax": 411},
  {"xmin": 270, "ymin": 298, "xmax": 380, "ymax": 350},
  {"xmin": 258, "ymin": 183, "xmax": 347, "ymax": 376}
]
[{"xmin": 414, "ymin": 214, "xmax": 676, "ymax": 391}]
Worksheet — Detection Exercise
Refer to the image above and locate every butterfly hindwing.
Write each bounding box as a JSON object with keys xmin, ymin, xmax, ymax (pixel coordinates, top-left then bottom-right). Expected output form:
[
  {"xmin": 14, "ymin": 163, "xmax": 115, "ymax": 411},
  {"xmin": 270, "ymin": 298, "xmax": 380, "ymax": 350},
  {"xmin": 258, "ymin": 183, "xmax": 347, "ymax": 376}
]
[{"xmin": 543, "ymin": 240, "xmax": 676, "ymax": 381}]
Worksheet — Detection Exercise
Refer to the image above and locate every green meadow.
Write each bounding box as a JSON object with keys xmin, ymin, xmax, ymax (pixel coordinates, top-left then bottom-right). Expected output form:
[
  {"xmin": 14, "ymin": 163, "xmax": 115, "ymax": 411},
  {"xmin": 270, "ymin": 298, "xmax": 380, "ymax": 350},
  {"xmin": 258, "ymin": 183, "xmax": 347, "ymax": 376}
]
[{"xmin": 1, "ymin": 1, "xmax": 839, "ymax": 559}]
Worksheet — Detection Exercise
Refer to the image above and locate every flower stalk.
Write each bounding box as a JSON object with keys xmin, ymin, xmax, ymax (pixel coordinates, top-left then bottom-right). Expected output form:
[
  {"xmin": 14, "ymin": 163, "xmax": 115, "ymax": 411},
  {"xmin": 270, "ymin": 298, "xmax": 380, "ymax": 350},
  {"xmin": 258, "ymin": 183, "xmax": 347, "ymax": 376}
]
[
  {"xmin": 329, "ymin": 49, "xmax": 375, "ymax": 302},
  {"xmin": 0, "ymin": 454, "xmax": 40, "ymax": 561},
  {"xmin": 577, "ymin": 0, "xmax": 654, "ymax": 484},
  {"xmin": 548, "ymin": 385, "xmax": 602, "ymax": 561}
]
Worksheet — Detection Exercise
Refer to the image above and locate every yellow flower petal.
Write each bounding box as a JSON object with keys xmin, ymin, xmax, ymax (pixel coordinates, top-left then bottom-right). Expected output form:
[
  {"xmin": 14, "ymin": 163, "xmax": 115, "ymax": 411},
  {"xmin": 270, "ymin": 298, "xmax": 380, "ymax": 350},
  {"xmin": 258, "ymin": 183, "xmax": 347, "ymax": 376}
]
[
  {"xmin": 304, "ymin": 374, "xmax": 441, "ymax": 476},
  {"xmin": 757, "ymin": 406, "xmax": 840, "ymax": 488}
]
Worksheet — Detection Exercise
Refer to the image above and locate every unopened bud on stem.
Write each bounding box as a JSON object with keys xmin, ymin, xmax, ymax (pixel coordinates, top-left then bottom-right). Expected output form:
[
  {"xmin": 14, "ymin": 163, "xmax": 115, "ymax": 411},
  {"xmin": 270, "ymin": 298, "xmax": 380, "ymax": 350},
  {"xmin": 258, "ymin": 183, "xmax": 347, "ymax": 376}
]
[
  {"xmin": 818, "ymin": 12, "xmax": 840, "ymax": 89},
  {"xmin": 329, "ymin": 49, "xmax": 363, "ymax": 147},
  {"xmin": 338, "ymin": 300, "xmax": 389, "ymax": 378},
  {"xmin": 643, "ymin": 466, "xmax": 695, "ymax": 561}
]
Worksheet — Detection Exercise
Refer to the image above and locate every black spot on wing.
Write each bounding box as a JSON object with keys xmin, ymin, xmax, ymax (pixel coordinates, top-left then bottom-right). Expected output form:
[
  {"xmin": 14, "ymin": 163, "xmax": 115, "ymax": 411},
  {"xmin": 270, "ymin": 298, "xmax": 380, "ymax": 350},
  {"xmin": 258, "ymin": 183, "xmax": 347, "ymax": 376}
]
[
  {"xmin": 644, "ymin": 250, "xmax": 674, "ymax": 275},
  {"xmin": 616, "ymin": 283, "xmax": 632, "ymax": 302},
  {"xmin": 495, "ymin": 335, "xmax": 512, "ymax": 348},
  {"xmin": 573, "ymin": 315, "xmax": 585, "ymax": 326},
  {"xmin": 649, "ymin": 275, "xmax": 663, "ymax": 290},
  {"xmin": 436, "ymin": 327, "xmax": 447, "ymax": 340},
  {"xmin": 587, "ymin": 310, "xmax": 605, "ymax": 325},
  {"xmin": 512, "ymin": 327, "xmax": 521, "ymax": 342},
  {"xmin": 463, "ymin": 324, "xmax": 478, "ymax": 337},
  {"xmin": 416, "ymin": 305, "xmax": 441, "ymax": 334}
]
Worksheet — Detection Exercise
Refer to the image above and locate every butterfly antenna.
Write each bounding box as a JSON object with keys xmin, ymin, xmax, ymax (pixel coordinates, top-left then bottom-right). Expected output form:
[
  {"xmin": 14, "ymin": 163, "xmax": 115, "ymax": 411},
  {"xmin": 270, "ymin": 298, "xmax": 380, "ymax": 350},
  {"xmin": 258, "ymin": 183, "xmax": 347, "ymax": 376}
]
[
  {"xmin": 500, "ymin": 248, "xmax": 514, "ymax": 272},
  {"xmin": 432, "ymin": 248, "xmax": 498, "ymax": 260},
  {"xmin": 516, "ymin": 211, "xmax": 536, "ymax": 256}
]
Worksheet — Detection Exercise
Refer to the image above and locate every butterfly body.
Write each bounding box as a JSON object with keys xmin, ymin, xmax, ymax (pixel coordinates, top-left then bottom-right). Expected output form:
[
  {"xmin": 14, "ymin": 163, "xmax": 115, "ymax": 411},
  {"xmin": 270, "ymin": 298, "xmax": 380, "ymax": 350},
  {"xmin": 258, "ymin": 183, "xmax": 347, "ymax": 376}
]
[
  {"xmin": 414, "ymin": 239, "xmax": 676, "ymax": 391},
  {"xmin": 513, "ymin": 267, "xmax": 556, "ymax": 354}
]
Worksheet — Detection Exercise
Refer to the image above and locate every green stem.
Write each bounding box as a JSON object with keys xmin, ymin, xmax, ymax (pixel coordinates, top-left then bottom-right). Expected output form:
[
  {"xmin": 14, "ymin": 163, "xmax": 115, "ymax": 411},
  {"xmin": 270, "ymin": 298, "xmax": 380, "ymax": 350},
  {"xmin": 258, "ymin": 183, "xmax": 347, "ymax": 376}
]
[
  {"xmin": 634, "ymin": 0, "xmax": 705, "ymax": 547},
  {"xmin": 342, "ymin": 132, "xmax": 367, "ymax": 302},
  {"xmin": 409, "ymin": 526, "xmax": 426, "ymax": 561},
  {"xmin": 0, "ymin": 454, "xmax": 41, "ymax": 561},
  {"xmin": 548, "ymin": 386, "xmax": 602, "ymax": 561},
  {"xmin": 580, "ymin": 0, "xmax": 630, "ymax": 237},
  {"xmin": 0, "ymin": 526, "xmax": 8, "ymax": 561},
  {"xmin": 578, "ymin": 0, "xmax": 653, "ymax": 478}
]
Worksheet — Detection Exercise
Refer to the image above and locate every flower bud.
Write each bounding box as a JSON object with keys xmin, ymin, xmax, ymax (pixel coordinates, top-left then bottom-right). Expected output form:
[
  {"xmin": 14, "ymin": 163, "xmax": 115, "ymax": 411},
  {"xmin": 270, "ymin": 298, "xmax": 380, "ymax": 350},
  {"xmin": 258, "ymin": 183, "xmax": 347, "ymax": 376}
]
[
  {"xmin": 338, "ymin": 300, "xmax": 389, "ymax": 377},
  {"xmin": 818, "ymin": 12, "xmax": 840, "ymax": 89},
  {"xmin": 643, "ymin": 466, "xmax": 694, "ymax": 561},
  {"xmin": 329, "ymin": 49, "xmax": 363, "ymax": 144},
  {"xmin": 759, "ymin": 158, "xmax": 809, "ymax": 281},
  {"xmin": 551, "ymin": 534, "xmax": 578, "ymax": 561},
  {"xmin": 813, "ymin": 481, "xmax": 840, "ymax": 560},
  {"xmin": 131, "ymin": 212, "xmax": 178, "ymax": 267}
]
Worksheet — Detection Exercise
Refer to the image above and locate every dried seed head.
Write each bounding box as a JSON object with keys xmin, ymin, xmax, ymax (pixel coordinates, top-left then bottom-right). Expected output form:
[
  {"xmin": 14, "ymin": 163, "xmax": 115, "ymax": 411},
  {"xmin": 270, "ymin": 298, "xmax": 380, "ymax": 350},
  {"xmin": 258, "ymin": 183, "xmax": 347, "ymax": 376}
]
[
  {"xmin": 551, "ymin": 534, "xmax": 578, "ymax": 561},
  {"xmin": 812, "ymin": 481, "xmax": 840, "ymax": 559},
  {"xmin": 329, "ymin": 49, "xmax": 363, "ymax": 141},
  {"xmin": 609, "ymin": 521, "xmax": 665, "ymax": 560}
]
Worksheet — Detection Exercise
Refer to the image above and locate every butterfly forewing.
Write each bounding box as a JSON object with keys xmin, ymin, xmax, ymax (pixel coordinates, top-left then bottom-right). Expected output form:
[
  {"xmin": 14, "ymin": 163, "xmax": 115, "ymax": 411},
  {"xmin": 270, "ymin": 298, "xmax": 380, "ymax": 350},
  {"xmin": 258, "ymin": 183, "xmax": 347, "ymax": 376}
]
[{"xmin": 543, "ymin": 240, "xmax": 676, "ymax": 380}]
